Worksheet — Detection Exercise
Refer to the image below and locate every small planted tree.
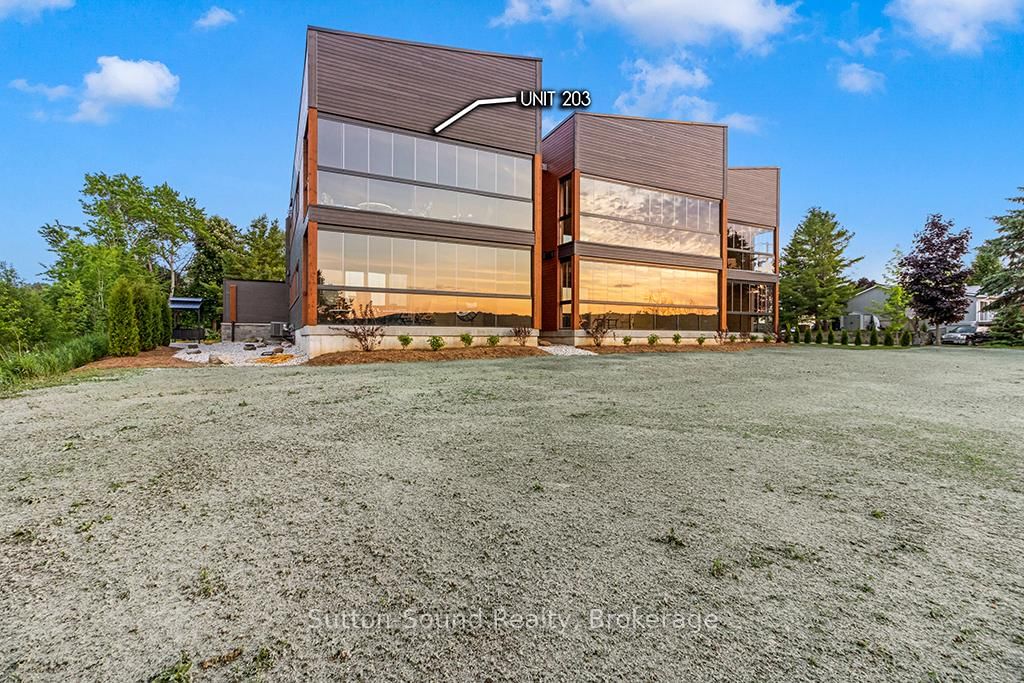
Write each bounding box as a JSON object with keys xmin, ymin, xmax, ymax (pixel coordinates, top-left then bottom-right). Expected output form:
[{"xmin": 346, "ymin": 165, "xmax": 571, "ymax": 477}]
[
  {"xmin": 107, "ymin": 277, "xmax": 139, "ymax": 357},
  {"xmin": 583, "ymin": 316, "xmax": 611, "ymax": 347},
  {"xmin": 340, "ymin": 303, "xmax": 384, "ymax": 351},
  {"xmin": 814, "ymin": 330, "xmax": 823, "ymax": 344},
  {"xmin": 900, "ymin": 329, "xmax": 912, "ymax": 346},
  {"xmin": 697, "ymin": 336, "xmax": 706, "ymax": 346},
  {"xmin": 487, "ymin": 335, "xmax": 500, "ymax": 347},
  {"xmin": 428, "ymin": 335, "xmax": 445, "ymax": 351},
  {"xmin": 622, "ymin": 335, "xmax": 632, "ymax": 346},
  {"xmin": 397, "ymin": 334, "xmax": 413, "ymax": 349},
  {"xmin": 459, "ymin": 333, "xmax": 474, "ymax": 348},
  {"xmin": 647, "ymin": 334, "xmax": 659, "ymax": 346},
  {"xmin": 827, "ymin": 329, "xmax": 835, "ymax": 345},
  {"xmin": 883, "ymin": 330, "xmax": 894, "ymax": 346},
  {"xmin": 803, "ymin": 329, "xmax": 812, "ymax": 344},
  {"xmin": 869, "ymin": 329, "xmax": 878, "ymax": 346},
  {"xmin": 147, "ymin": 289, "xmax": 163, "ymax": 349},
  {"xmin": 854, "ymin": 329, "xmax": 863, "ymax": 346},
  {"xmin": 672, "ymin": 333, "xmax": 682, "ymax": 345},
  {"xmin": 510, "ymin": 326, "xmax": 531, "ymax": 347},
  {"xmin": 840, "ymin": 329, "xmax": 849, "ymax": 345},
  {"xmin": 133, "ymin": 283, "xmax": 156, "ymax": 352}
]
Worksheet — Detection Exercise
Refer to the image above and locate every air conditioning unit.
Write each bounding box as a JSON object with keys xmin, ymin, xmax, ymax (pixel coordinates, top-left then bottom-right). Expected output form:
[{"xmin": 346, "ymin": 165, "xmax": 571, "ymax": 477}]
[{"xmin": 270, "ymin": 321, "xmax": 286, "ymax": 338}]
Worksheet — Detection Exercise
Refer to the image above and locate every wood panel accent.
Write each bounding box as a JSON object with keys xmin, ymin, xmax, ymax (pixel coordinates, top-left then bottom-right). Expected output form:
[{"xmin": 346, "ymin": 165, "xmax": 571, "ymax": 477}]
[
  {"xmin": 568, "ymin": 242, "xmax": 723, "ymax": 272},
  {"xmin": 308, "ymin": 206, "xmax": 535, "ymax": 247},
  {"xmin": 720, "ymin": 198, "xmax": 728, "ymax": 332},
  {"xmin": 727, "ymin": 167, "xmax": 780, "ymax": 227},
  {"xmin": 540, "ymin": 167, "xmax": 559, "ymax": 331},
  {"xmin": 306, "ymin": 108, "xmax": 318, "ymax": 208},
  {"xmin": 312, "ymin": 27, "xmax": 540, "ymax": 155},
  {"xmin": 571, "ymin": 254, "xmax": 580, "ymax": 330},
  {"xmin": 228, "ymin": 284, "xmax": 237, "ymax": 323},
  {"xmin": 541, "ymin": 116, "xmax": 575, "ymax": 179},
  {"xmin": 574, "ymin": 114, "xmax": 726, "ymax": 199},
  {"xmin": 532, "ymin": 153, "xmax": 542, "ymax": 327},
  {"xmin": 303, "ymin": 222, "xmax": 318, "ymax": 326},
  {"xmin": 571, "ymin": 170, "xmax": 581, "ymax": 241}
]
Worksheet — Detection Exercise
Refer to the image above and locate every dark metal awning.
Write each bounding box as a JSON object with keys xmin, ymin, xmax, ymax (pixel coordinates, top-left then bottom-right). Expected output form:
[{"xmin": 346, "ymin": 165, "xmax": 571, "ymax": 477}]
[{"xmin": 168, "ymin": 297, "xmax": 203, "ymax": 312}]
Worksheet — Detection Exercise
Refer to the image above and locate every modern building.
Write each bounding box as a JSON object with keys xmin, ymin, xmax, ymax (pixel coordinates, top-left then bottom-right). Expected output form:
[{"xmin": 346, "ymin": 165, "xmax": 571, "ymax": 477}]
[
  {"xmin": 284, "ymin": 27, "xmax": 542, "ymax": 356},
  {"xmin": 539, "ymin": 112, "xmax": 779, "ymax": 344}
]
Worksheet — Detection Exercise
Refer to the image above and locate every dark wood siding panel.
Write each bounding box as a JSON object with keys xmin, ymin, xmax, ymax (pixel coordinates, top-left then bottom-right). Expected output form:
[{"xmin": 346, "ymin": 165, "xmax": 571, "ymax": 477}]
[
  {"xmin": 727, "ymin": 168, "xmax": 779, "ymax": 227},
  {"xmin": 313, "ymin": 30, "xmax": 540, "ymax": 155},
  {"xmin": 725, "ymin": 271, "xmax": 779, "ymax": 284},
  {"xmin": 223, "ymin": 280, "xmax": 289, "ymax": 323},
  {"xmin": 575, "ymin": 115, "xmax": 725, "ymax": 198},
  {"xmin": 308, "ymin": 205, "xmax": 535, "ymax": 247},
  {"xmin": 572, "ymin": 242, "xmax": 722, "ymax": 271},
  {"xmin": 541, "ymin": 117, "xmax": 575, "ymax": 179}
]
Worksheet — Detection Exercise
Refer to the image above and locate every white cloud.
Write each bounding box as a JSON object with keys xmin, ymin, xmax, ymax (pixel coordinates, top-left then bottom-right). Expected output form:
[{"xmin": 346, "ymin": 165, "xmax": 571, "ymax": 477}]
[
  {"xmin": 838, "ymin": 27, "xmax": 883, "ymax": 55},
  {"xmin": 0, "ymin": 0, "xmax": 72, "ymax": 20},
  {"xmin": 836, "ymin": 62, "xmax": 886, "ymax": 93},
  {"xmin": 613, "ymin": 56, "xmax": 711, "ymax": 115},
  {"xmin": 71, "ymin": 56, "xmax": 180, "ymax": 124},
  {"xmin": 885, "ymin": 0, "xmax": 1024, "ymax": 53},
  {"xmin": 194, "ymin": 5, "xmax": 236, "ymax": 30},
  {"xmin": 670, "ymin": 95, "xmax": 762, "ymax": 132},
  {"xmin": 491, "ymin": 0, "xmax": 799, "ymax": 51},
  {"xmin": 8, "ymin": 77, "xmax": 72, "ymax": 100}
]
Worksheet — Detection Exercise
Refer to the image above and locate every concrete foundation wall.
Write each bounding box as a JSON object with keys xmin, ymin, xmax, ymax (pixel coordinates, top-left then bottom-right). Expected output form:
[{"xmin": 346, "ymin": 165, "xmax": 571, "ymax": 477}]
[
  {"xmin": 220, "ymin": 322, "xmax": 282, "ymax": 342},
  {"xmin": 543, "ymin": 329, "xmax": 723, "ymax": 347},
  {"xmin": 295, "ymin": 326, "xmax": 539, "ymax": 357}
]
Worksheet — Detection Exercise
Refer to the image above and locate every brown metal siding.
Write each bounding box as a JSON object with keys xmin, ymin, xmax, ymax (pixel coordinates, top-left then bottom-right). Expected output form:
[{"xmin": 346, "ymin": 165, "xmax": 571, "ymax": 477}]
[
  {"xmin": 541, "ymin": 116, "xmax": 575, "ymax": 179},
  {"xmin": 223, "ymin": 280, "xmax": 289, "ymax": 324},
  {"xmin": 727, "ymin": 167, "xmax": 779, "ymax": 227},
  {"xmin": 312, "ymin": 28, "xmax": 540, "ymax": 155},
  {"xmin": 308, "ymin": 205, "xmax": 535, "ymax": 247},
  {"xmin": 574, "ymin": 114, "xmax": 726, "ymax": 199}
]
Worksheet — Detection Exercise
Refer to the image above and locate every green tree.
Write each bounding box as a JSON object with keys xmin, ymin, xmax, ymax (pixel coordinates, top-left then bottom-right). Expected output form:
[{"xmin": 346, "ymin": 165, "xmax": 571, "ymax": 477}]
[
  {"xmin": 780, "ymin": 208, "xmax": 863, "ymax": 329},
  {"xmin": 185, "ymin": 216, "xmax": 240, "ymax": 325},
  {"xmin": 161, "ymin": 297, "xmax": 173, "ymax": 346},
  {"xmin": 51, "ymin": 279, "xmax": 90, "ymax": 339},
  {"xmin": 235, "ymin": 214, "xmax": 285, "ymax": 281},
  {"xmin": 107, "ymin": 277, "xmax": 139, "ymax": 357},
  {"xmin": 0, "ymin": 263, "xmax": 57, "ymax": 352},
  {"xmin": 133, "ymin": 282, "xmax": 157, "ymax": 352},
  {"xmin": 147, "ymin": 288, "xmax": 164, "ymax": 349},
  {"xmin": 990, "ymin": 306, "xmax": 1024, "ymax": 345},
  {"xmin": 981, "ymin": 189, "xmax": 1024, "ymax": 318},
  {"xmin": 899, "ymin": 214, "xmax": 972, "ymax": 346},
  {"xmin": 968, "ymin": 239, "xmax": 1003, "ymax": 286}
]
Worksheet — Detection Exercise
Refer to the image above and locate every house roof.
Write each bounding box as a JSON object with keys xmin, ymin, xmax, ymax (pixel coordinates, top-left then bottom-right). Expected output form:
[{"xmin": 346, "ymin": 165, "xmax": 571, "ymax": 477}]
[{"xmin": 168, "ymin": 297, "xmax": 203, "ymax": 311}]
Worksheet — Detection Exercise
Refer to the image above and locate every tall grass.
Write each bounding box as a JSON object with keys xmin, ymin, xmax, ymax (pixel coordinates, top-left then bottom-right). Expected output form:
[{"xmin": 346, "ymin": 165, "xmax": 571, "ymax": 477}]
[{"xmin": 0, "ymin": 333, "xmax": 108, "ymax": 391}]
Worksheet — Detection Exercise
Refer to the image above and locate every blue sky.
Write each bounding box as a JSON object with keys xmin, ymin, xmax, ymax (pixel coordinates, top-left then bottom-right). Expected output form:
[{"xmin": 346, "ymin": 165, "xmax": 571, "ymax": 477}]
[{"xmin": 2, "ymin": 0, "xmax": 1022, "ymax": 282}]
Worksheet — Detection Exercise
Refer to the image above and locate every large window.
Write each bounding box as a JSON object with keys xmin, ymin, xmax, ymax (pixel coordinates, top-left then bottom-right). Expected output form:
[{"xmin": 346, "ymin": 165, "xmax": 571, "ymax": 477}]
[
  {"xmin": 317, "ymin": 172, "xmax": 532, "ymax": 231},
  {"xmin": 727, "ymin": 281, "xmax": 775, "ymax": 334},
  {"xmin": 578, "ymin": 259, "xmax": 718, "ymax": 331},
  {"xmin": 578, "ymin": 176, "xmax": 720, "ymax": 257},
  {"xmin": 318, "ymin": 290, "xmax": 531, "ymax": 328},
  {"xmin": 316, "ymin": 119, "xmax": 532, "ymax": 231},
  {"xmin": 727, "ymin": 223, "xmax": 775, "ymax": 273},
  {"xmin": 318, "ymin": 231, "xmax": 531, "ymax": 296}
]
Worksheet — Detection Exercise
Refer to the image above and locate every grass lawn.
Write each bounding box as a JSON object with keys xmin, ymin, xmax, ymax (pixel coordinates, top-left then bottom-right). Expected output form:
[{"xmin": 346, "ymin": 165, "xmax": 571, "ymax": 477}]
[{"xmin": 1, "ymin": 346, "xmax": 1022, "ymax": 681}]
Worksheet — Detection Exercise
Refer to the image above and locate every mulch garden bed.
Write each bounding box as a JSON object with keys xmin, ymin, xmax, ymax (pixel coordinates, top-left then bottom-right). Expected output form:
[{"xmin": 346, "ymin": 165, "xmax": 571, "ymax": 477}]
[
  {"xmin": 590, "ymin": 343, "xmax": 760, "ymax": 354},
  {"xmin": 77, "ymin": 346, "xmax": 197, "ymax": 370},
  {"xmin": 306, "ymin": 346, "xmax": 546, "ymax": 365}
]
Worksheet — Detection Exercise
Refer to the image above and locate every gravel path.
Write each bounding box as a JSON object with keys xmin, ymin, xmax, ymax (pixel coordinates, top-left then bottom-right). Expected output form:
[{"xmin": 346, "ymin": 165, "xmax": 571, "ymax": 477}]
[
  {"xmin": 172, "ymin": 341, "xmax": 308, "ymax": 366},
  {"xmin": 538, "ymin": 344, "xmax": 597, "ymax": 356},
  {"xmin": 1, "ymin": 347, "xmax": 1022, "ymax": 681}
]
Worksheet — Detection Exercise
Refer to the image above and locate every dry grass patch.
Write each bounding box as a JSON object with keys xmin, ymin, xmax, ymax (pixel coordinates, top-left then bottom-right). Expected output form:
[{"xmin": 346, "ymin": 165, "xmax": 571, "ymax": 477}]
[
  {"xmin": 590, "ymin": 343, "xmax": 753, "ymax": 355},
  {"xmin": 306, "ymin": 346, "xmax": 545, "ymax": 365},
  {"xmin": 76, "ymin": 346, "xmax": 196, "ymax": 370}
]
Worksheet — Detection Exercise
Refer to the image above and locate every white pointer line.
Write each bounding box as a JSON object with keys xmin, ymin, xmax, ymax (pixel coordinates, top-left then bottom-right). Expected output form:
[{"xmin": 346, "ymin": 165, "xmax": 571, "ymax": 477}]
[{"xmin": 434, "ymin": 96, "xmax": 517, "ymax": 134}]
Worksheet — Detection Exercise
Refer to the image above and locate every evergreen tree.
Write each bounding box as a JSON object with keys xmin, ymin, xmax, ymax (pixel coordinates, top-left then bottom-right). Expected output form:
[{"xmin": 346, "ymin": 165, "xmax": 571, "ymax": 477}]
[
  {"xmin": 107, "ymin": 277, "xmax": 139, "ymax": 356},
  {"xmin": 827, "ymin": 329, "xmax": 835, "ymax": 344},
  {"xmin": 900, "ymin": 330, "xmax": 912, "ymax": 346},
  {"xmin": 981, "ymin": 188, "xmax": 1024, "ymax": 324},
  {"xmin": 803, "ymin": 328, "xmax": 812, "ymax": 344},
  {"xmin": 840, "ymin": 329, "xmax": 848, "ymax": 345},
  {"xmin": 236, "ymin": 215, "xmax": 285, "ymax": 281},
  {"xmin": 162, "ymin": 297, "xmax": 173, "ymax": 345},
  {"xmin": 899, "ymin": 214, "xmax": 972, "ymax": 347},
  {"xmin": 780, "ymin": 208, "xmax": 863, "ymax": 330},
  {"xmin": 133, "ymin": 282, "xmax": 156, "ymax": 351},
  {"xmin": 869, "ymin": 329, "xmax": 879, "ymax": 346},
  {"xmin": 990, "ymin": 306, "xmax": 1024, "ymax": 345},
  {"xmin": 815, "ymin": 330, "xmax": 823, "ymax": 344},
  {"xmin": 883, "ymin": 330, "xmax": 894, "ymax": 346},
  {"xmin": 968, "ymin": 239, "xmax": 1003, "ymax": 286},
  {"xmin": 147, "ymin": 289, "xmax": 163, "ymax": 349},
  {"xmin": 854, "ymin": 330, "xmax": 863, "ymax": 346}
]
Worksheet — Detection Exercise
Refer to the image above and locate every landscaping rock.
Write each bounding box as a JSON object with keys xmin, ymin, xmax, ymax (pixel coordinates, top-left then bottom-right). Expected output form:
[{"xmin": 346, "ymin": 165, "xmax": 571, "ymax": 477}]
[
  {"xmin": 186, "ymin": 349, "xmax": 202, "ymax": 355},
  {"xmin": 187, "ymin": 343, "xmax": 199, "ymax": 349},
  {"xmin": 272, "ymin": 347, "xmax": 284, "ymax": 354},
  {"xmin": 208, "ymin": 354, "xmax": 225, "ymax": 365},
  {"xmin": 243, "ymin": 343, "xmax": 257, "ymax": 351},
  {"xmin": 538, "ymin": 339, "xmax": 552, "ymax": 347},
  {"xmin": 260, "ymin": 350, "xmax": 276, "ymax": 357}
]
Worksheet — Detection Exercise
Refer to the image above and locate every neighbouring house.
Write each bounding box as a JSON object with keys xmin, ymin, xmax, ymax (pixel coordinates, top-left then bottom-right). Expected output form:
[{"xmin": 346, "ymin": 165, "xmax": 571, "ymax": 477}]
[
  {"xmin": 960, "ymin": 286, "xmax": 998, "ymax": 328},
  {"xmin": 539, "ymin": 112, "xmax": 779, "ymax": 345},
  {"xmin": 284, "ymin": 26, "xmax": 541, "ymax": 357},
  {"xmin": 842, "ymin": 284, "xmax": 888, "ymax": 331}
]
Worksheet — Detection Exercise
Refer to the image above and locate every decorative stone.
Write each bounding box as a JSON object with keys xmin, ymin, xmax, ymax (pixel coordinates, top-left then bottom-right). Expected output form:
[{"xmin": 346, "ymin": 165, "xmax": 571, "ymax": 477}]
[
  {"xmin": 260, "ymin": 350, "xmax": 276, "ymax": 356},
  {"xmin": 187, "ymin": 343, "xmax": 199, "ymax": 349},
  {"xmin": 243, "ymin": 343, "xmax": 257, "ymax": 351},
  {"xmin": 538, "ymin": 339, "xmax": 552, "ymax": 347},
  {"xmin": 272, "ymin": 347, "xmax": 284, "ymax": 354},
  {"xmin": 186, "ymin": 349, "xmax": 202, "ymax": 355},
  {"xmin": 208, "ymin": 354, "xmax": 225, "ymax": 365}
]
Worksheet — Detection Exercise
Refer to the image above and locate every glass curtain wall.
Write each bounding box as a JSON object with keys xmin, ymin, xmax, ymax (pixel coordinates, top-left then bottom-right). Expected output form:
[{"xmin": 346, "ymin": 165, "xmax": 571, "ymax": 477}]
[
  {"xmin": 578, "ymin": 176, "xmax": 720, "ymax": 257},
  {"xmin": 726, "ymin": 281, "xmax": 775, "ymax": 334},
  {"xmin": 317, "ymin": 118, "xmax": 532, "ymax": 230},
  {"xmin": 578, "ymin": 259, "xmax": 719, "ymax": 331},
  {"xmin": 727, "ymin": 223, "xmax": 775, "ymax": 273}
]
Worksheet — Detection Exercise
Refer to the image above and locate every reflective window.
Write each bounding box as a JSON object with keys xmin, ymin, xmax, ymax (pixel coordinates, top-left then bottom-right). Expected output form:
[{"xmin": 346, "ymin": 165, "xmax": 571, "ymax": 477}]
[
  {"xmin": 727, "ymin": 223, "xmax": 775, "ymax": 273},
  {"xmin": 727, "ymin": 281, "xmax": 774, "ymax": 334},
  {"xmin": 318, "ymin": 231, "xmax": 530, "ymax": 296},
  {"xmin": 318, "ymin": 118, "xmax": 531, "ymax": 199},
  {"xmin": 318, "ymin": 290, "xmax": 531, "ymax": 328},
  {"xmin": 579, "ymin": 176, "xmax": 720, "ymax": 256},
  {"xmin": 580, "ymin": 305, "xmax": 718, "ymax": 332},
  {"xmin": 318, "ymin": 170, "xmax": 532, "ymax": 231},
  {"xmin": 578, "ymin": 260, "xmax": 718, "ymax": 308}
]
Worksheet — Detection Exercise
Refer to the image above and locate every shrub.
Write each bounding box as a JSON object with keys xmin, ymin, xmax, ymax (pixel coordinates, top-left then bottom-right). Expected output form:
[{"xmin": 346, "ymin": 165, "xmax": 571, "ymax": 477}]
[
  {"xmin": 883, "ymin": 330, "xmax": 894, "ymax": 347},
  {"xmin": 340, "ymin": 303, "xmax": 384, "ymax": 351},
  {"xmin": 647, "ymin": 334, "xmax": 659, "ymax": 346},
  {"xmin": 397, "ymin": 334, "xmax": 413, "ymax": 349},
  {"xmin": 160, "ymin": 296, "xmax": 172, "ymax": 346},
  {"xmin": 854, "ymin": 330, "xmax": 863, "ymax": 346},
  {"xmin": 583, "ymin": 316, "xmax": 611, "ymax": 347},
  {"xmin": 815, "ymin": 330, "xmax": 823, "ymax": 344},
  {"xmin": 869, "ymin": 329, "xmax": 879, "ymax": 346},
  {"xmin": 750, "ymin": 335, "xmax": 759, "ymax": 343},
  {"xmin": 729, "ymin": 334, "xmax": 737, "ymax": 343},
  {"xmin": 428, "ymin": 335, "xmax": 445, "ymax": 351},
  {"xmin": 672, "ymin": 333, "xmax": 682, "ymax": 345},
  {"xmin": 0, "ymin": 333, "xmax": 108, "ymax": 391},
  {"xmin": 107, "ymin": 277, "xmax": 139, "ymax": 357},
  {"xmin": 622, "ymin": 335, "xmax": 632, "ymax": 346},
  {"xmin": 459, "ymin": 332, "xmax": 474, "ymax": 348},
  {"xmin": 803, "ymin": 329, "xmax": 812, "ymax": 344},
  {"xmin": 841, "ymin": 330, "xmax": 849, "ymax": 345},
  {"xmin": 827, "ymin": 330, "xmax": 835, "ymax": 345},
  {"xmin": 486, "ymin": 335, "xmax": 500, "ymax": 347},
  {"xmin": 790, "ymin": 329, "xmax": 798, "ymax": 343},
  {"xmin": 510, "ymin": 326, "xmax": 531, "ymax": 346},
  {"xmin": 900, "ymin": 330, "xmax": 912, "ymax": 347},
  {"xmin": 763, "ymin": 332, "xmax": 774, "ymax": 343},
  {"xmin": 147, "ymin": 289, "xmax": 163, "ymax": 349},
  {"xmin": 715, "ymin": 329, "xmax": 728, "ymax": 345},
  {"xmin": 697, "ymin": 336, "xmax": 706, "ymax": 346},
  {"xmin": 133, "ymin": 283, "xmax": 156, "ymax": 352}
]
